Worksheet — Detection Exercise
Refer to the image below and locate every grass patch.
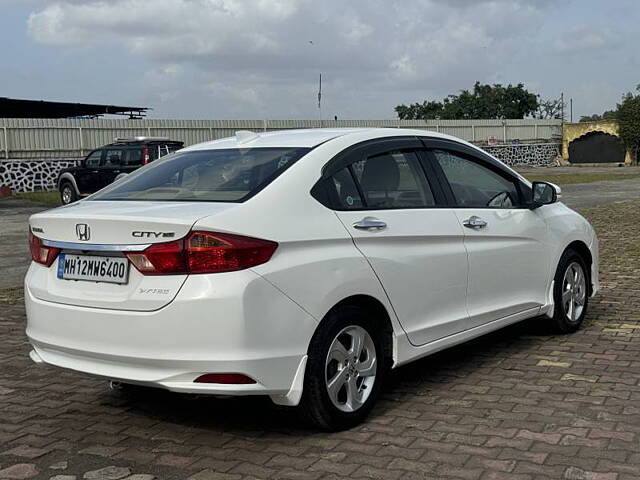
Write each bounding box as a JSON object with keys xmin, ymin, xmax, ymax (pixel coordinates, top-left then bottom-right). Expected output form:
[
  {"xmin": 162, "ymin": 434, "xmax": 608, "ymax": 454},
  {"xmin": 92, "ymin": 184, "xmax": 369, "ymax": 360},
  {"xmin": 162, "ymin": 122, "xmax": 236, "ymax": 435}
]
[
  {"xmin": 522, "ymin": 173, "xmax": 640, "ymax": 185},
  {"xmin": 13, "ymin": 191, "xmax": 61, "ymax": 206}
]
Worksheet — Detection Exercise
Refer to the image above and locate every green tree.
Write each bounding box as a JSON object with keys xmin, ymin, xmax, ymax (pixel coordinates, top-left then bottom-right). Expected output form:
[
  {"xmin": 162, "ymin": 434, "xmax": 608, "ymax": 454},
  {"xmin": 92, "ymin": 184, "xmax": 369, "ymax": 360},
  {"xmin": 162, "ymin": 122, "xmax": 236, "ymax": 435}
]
[
  {"xmin": 617, "ymin": 87, "xmax": 640, "ymax": 165},
  {"xmin": 395, "ymin": 82, "xmax": 539, "ymax": 120},
  {"xmin": 579, "ymin": 110, "xmax": 617, "ymax": 122},
  {"xmin": 395, "ymin": 101, "xmax": 445, "ymax": 120}
]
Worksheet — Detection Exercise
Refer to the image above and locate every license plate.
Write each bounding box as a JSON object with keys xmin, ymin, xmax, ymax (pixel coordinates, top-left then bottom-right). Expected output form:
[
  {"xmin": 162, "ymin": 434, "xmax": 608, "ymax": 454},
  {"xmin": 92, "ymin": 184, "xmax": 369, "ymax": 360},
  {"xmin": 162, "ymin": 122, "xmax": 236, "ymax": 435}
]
[{"xmin": 57, "ymin": 253, "xmax": 129, "ymax": 284}]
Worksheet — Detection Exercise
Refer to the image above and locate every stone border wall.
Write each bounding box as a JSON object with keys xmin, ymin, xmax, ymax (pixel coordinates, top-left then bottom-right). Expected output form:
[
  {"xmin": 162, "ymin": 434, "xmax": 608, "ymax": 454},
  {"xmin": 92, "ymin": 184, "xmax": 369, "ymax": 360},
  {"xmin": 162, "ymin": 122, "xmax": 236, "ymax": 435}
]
[
  {"xmin": 483, "ymin": 143, "xmax": 560, "ymax": 167},
  {"xmin": 0, "ymin": 142, "xmax": 562, "ymax": 193},
  {"xmin": 0, "ymin": 158, "xmax": 80, "ymax": 193}
]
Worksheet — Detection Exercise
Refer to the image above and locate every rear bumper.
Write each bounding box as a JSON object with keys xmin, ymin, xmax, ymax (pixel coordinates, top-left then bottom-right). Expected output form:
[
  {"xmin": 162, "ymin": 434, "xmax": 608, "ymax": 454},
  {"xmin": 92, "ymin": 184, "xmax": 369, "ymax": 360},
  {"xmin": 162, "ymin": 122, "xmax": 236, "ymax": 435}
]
[
  {"xmin": 25, "ymin": 270, "xmax": 317, "ymax": 402},
  {"xmin": 28, "ymin": 339, "xmax": 304, "ymax": 396}
]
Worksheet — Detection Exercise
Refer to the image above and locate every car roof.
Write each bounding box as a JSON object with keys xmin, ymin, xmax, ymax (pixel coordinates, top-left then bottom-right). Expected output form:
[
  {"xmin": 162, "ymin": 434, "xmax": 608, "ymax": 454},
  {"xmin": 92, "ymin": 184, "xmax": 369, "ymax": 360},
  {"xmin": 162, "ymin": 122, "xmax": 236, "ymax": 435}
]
[
  {"xmin": 105, "ymin": 141, "xmax": 183, "ymax": 148},
  {"xmin": 179, "ymin": 127, "xmax": 526, "ymax": 183},
  {"xmin": 181, "ymin": 127, "xmax": 467, "ymax": 151}
]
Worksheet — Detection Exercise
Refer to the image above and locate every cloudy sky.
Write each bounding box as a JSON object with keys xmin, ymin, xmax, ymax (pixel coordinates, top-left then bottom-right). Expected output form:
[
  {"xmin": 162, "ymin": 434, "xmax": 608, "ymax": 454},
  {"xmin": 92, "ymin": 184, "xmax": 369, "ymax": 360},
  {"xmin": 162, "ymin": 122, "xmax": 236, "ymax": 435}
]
[{"xmin": 1, "ymin": 0, "xmax": 638, "ymax": 120}]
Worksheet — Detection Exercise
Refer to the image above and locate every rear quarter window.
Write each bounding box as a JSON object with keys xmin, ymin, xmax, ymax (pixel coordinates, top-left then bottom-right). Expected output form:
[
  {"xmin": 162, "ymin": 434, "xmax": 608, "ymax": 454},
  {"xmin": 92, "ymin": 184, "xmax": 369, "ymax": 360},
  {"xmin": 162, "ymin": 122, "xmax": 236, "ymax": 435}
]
[{"xmin": 123, "ymin": 149, "xmax": 143, "ymax": 166}]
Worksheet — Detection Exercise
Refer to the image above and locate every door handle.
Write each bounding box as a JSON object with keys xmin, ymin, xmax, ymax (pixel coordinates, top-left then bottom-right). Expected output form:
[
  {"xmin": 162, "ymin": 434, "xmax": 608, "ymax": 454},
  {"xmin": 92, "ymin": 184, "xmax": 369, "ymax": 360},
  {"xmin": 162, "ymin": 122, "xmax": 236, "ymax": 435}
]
[
  {"xmin": 353, "ymin": 217, "xmax": 387, "ymax": 231},
  {"xmin": 463, "ymin": 216, "xmax": 487, "ymax": 230}
]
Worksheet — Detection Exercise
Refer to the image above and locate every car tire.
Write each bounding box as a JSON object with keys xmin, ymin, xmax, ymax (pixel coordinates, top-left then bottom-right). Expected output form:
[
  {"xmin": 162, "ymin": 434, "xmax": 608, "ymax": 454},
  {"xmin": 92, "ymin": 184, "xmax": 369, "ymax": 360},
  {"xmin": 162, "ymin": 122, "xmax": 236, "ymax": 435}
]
[
  {"xmin": 298, "ymin": 305, "xmax": 387, "ymax": 431},
  {"xmin": 551, "ymin": 249, "xmax": 589, "ymax": 333},
  {"xmin": 60, "ymin": 182, "xmax": 77, "ymax": 205}
]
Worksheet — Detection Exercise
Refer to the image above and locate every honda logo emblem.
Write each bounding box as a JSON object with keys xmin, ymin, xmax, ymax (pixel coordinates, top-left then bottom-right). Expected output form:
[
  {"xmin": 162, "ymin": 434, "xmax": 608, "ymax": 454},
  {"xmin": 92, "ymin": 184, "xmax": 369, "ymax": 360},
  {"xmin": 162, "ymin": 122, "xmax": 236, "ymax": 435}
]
[{"xmin": 76, "ymin": 224, "xmax": 90, "ymax": 241}]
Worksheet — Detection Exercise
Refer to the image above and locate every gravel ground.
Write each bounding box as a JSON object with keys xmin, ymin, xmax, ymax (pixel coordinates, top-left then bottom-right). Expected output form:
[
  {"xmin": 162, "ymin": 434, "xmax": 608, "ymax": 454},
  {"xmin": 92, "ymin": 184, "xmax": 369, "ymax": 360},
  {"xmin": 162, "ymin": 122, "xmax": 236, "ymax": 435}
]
[
  {"xmin": 0, "ymin": 199, "xmax": 49, "ymax": 289},
  {"xmin": 0, "ymin": 194, "xmax": 639, "ymax": 480}
]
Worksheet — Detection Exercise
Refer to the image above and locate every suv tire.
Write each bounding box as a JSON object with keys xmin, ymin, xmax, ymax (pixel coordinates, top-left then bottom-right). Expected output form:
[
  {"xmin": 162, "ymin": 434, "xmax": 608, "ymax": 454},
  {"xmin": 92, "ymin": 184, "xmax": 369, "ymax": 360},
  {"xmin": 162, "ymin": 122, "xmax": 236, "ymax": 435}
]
[{"xmin": 60, "ymin": 182, "xmax": 77, "ymax": 205}]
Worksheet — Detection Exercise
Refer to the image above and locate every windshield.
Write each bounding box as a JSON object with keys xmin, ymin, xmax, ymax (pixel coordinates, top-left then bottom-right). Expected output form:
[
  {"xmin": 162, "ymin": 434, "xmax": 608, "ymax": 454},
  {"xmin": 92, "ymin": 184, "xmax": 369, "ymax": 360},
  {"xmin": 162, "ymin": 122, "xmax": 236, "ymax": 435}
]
[{"xmin": 90, "ymin": 147, "xmax": 310, "ymax": 202}]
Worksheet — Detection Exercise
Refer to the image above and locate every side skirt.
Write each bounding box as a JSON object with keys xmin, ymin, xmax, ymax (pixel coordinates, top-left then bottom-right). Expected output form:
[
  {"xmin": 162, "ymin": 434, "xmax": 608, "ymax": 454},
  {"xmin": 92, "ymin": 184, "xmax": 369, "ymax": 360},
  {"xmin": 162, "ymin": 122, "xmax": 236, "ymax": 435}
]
[{"xmin": 394, "ymin": 306, "xmax": 541, "ymax": 368}]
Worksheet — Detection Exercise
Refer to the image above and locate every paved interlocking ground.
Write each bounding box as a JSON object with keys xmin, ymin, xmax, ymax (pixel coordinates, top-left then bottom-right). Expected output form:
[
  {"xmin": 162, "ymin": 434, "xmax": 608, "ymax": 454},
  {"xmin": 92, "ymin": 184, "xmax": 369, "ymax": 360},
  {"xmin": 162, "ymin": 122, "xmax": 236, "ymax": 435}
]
[{"xmin": 1, "ymin": 199, "xmax": 639, "ymax": 479}]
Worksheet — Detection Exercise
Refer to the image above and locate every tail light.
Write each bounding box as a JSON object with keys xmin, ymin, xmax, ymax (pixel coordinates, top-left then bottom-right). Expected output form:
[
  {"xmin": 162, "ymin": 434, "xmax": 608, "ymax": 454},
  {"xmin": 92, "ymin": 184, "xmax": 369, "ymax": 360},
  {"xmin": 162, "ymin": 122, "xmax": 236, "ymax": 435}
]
[
  {"xmin": 142, "ymin": 147, "xmax": 150, "ymax": 164},
  {"xmin": 125, "ymin": 231, "xmax": 278, "ymax": 275},
  {"xmin": 29, "ymin": 232, "xmax": 60, "ymax": 267}
]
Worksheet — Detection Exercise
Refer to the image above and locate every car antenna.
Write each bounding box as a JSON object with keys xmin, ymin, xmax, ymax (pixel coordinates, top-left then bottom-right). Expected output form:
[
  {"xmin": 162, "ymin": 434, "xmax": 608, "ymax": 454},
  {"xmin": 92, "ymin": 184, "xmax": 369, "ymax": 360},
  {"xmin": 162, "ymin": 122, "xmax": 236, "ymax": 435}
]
[{"xmin": 235, "ymin": 130, "xmax": 260, "ymax": 145}]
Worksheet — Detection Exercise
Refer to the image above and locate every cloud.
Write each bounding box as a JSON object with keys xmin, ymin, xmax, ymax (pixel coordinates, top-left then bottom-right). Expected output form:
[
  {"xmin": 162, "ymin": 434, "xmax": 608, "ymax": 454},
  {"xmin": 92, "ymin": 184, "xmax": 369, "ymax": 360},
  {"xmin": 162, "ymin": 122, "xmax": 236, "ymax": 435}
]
[
  {"xmin": 24, "ymin": 0, "xmax": 558, "ymax": 118},
  {"xmin": 554, "ymin": 25, "xmax": 619, "ymax": 54}
]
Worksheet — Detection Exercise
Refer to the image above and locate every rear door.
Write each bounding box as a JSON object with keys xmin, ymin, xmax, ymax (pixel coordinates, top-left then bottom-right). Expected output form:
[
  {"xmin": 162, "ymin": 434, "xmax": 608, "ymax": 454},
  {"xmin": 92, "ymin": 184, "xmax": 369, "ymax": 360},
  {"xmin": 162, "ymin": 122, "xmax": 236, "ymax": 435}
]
[
  {"xmin": 427, "ymin": 144, "xmax": 550, "ymax": 329},
  {"xmin": 328, "ymin": 139, "xmax": 469, "ymax": 346}
]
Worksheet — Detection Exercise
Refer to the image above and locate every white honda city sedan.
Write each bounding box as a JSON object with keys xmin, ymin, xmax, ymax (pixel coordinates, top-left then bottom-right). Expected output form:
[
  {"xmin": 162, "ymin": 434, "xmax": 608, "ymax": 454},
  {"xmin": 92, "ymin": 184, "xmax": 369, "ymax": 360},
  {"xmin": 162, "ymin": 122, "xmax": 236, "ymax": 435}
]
[{"xmin": 25, "ymin": 128, "xmax": 598, "ymax": 430}]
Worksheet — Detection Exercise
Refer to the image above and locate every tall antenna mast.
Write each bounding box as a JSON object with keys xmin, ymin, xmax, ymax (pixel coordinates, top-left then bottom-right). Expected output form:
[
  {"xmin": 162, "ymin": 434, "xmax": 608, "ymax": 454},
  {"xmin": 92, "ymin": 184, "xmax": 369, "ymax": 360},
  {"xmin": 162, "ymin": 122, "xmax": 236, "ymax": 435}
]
[{"xmin": 317, "ymin": 73, "xmax": 322, "ymax": 121}]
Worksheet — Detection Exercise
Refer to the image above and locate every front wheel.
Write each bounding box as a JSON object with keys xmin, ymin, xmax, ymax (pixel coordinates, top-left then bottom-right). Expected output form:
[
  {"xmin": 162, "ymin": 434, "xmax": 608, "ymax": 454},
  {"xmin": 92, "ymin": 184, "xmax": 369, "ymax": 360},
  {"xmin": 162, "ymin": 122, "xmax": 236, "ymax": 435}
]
[
  {"xmin": 551, "ymin": 249, "xmax": 589, "ymax": 333},
  {"xmin": 298, "ymin": 305, "xmax": 387, "ymax": 431},
  {"xmin": 60, "ymin": 182, "xmax": 77, "ymax": 205}
]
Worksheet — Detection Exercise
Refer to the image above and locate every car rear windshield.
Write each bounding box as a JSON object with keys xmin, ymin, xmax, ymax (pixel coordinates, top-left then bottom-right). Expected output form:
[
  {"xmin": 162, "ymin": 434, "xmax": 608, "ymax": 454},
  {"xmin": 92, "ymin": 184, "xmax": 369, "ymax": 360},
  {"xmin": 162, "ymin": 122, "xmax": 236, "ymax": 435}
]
[{"xmin": 89, "ymin": 147, "xmax": 310, "ymax": 202}]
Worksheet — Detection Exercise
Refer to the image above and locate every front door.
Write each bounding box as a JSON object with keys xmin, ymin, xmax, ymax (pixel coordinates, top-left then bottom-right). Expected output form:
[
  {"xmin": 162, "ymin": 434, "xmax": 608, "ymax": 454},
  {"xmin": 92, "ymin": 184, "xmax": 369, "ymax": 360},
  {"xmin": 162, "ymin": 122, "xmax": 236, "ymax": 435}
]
[
  {"xmin": 430, "ymin": 148, "xmax": 550, "ymax": 329},
  {"xmin": 75, "ymin": 150, "xmax": 104, "ymax": 194},
  {"xmin": 330, "ymin": 144, "xmax": 469, "ymax": 346}
]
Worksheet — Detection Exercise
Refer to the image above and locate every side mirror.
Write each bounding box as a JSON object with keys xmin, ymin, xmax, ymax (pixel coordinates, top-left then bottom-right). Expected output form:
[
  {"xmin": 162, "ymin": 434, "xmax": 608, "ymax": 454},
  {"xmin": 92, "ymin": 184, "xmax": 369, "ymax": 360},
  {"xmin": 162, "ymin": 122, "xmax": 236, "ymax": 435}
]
[{"xmin": 530, "ymin": 181, "xmax": 560, "ymax": 209}]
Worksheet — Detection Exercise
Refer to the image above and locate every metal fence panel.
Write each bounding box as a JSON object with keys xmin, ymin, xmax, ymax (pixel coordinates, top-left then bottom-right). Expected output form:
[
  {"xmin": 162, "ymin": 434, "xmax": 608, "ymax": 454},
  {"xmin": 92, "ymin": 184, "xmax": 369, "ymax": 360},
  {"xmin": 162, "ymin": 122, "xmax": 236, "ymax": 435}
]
[{"xmin": 0, "ymin": 118, "xmax": 562, "ymax": 159}]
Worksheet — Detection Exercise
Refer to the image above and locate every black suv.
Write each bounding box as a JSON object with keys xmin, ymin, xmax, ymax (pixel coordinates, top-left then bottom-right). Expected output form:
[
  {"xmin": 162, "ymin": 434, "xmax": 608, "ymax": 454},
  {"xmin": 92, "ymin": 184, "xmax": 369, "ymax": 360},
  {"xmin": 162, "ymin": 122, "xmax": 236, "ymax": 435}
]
[{"xmin": 57, "ymin": 137, "xmax": 184, "ymax": 204}]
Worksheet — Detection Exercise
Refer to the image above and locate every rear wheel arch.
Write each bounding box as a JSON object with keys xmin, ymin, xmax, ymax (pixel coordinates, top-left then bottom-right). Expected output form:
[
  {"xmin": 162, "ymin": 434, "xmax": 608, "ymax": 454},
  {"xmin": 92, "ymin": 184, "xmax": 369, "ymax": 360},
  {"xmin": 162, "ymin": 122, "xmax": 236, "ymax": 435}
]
[
  {"xmin": 312, "ymin": 295, "xmax": 394, "ymax": 365},
  {"xmin": 299, "ymin": 294, "xmax": 394, "ymax": 429}
]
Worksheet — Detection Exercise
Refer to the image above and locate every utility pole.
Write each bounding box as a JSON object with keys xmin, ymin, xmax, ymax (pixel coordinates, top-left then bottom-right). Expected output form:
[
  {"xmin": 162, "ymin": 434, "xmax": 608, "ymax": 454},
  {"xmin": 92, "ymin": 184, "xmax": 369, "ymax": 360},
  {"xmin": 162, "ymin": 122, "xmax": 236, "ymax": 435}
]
[
  {"xmin": 560, "ymin": 92, "xmax": 564, "ymax": 125},
  {"xmin": 308, "ymin": 41, "xmax": 323, "ymax": 126},
  {"xmin": 570, "ymin": 98, "xmax": 573, "ymax": 123},
  {"xmin": 318, "ymin": 73, "xmax": 322, "ymax": 123}
]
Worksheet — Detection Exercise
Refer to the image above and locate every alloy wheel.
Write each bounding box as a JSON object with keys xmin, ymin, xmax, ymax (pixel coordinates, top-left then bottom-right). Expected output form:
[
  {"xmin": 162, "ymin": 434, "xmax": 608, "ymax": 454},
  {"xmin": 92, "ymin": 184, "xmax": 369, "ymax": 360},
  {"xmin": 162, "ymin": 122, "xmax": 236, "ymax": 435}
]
[
  {"xmin": 62, "ymin": 186, "xmax": 73, "ymax": 204},
  {"xmin": 324, "ymin": 325, "xmax": 377, "ymax": 413},
  {"xmin": 562, "ymin": 261, "xmax": 586, "ymax": 322}
]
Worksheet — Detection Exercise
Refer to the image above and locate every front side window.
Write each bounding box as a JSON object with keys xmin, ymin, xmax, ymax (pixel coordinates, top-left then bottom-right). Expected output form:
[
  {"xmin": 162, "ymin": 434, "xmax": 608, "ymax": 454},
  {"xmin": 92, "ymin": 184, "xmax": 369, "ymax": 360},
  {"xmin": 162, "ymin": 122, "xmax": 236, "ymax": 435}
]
[
  {"xmin": 351, "ymin": 151, "xmax": 434, "ymax": 209},
  {"xmin": 90, "ymin": 147, "xmax": 310, "ymax": 202},
  {"xmin": 84, "ymin": 150, "xmax": 102, "ymax": 168},
  {"xmin": 433, "ymin": 150, "xmax": 520, "ymax": 208}
]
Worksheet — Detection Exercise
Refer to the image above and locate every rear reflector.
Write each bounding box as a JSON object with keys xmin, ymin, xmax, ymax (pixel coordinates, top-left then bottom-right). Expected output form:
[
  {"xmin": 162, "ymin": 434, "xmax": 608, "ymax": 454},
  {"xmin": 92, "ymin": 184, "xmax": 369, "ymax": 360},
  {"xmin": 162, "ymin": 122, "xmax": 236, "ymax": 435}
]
[
  {"xmin": 125, "ymin": 230, "xmax": 277, "ymax": 275},
  {"xmin": 194, "ymin": 373, "xmax": 256, "ymax": 384},
  {"xmin": 29, "ymin": 231, "xmax": 60, "ymax": 267}
]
